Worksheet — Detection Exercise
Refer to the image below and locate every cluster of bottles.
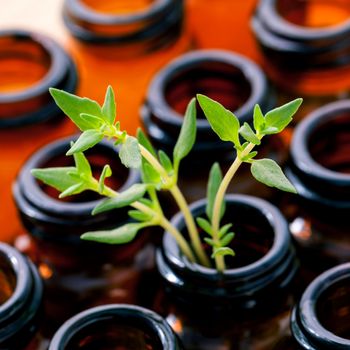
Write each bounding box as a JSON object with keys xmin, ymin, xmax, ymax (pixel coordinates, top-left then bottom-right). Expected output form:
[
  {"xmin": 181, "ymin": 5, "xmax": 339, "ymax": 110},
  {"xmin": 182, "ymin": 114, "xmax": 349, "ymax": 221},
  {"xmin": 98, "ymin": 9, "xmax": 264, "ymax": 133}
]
[{"xmin": 1, "ymin": 0, "xmax": 350, "ymax": 349}]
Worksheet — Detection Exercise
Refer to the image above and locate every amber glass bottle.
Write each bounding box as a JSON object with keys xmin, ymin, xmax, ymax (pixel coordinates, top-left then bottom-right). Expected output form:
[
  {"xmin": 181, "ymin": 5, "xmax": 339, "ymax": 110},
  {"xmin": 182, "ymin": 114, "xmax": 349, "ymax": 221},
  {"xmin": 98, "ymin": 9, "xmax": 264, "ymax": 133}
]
[
  {"xmin": 13, "ymin": 136, "xmax": 156, "ymax": 333},
  {"xmin": 0, "ymin": 29, "xmax": 78, "ymax": 243},
  {"xmin": 63, "ymin": 0, "xmax": 190, "ymax": 134},
  {"xmin": 186, "ymin": 0, "xmax": 260, "ymax": 60},
  {"xmin": 155, "ymin": 195, "xmax": 299, "ymax": 350},
  {"xmin": 142, "ymin": 50, "xmax": 286, "ymax": 203},
  {"xmin": 273, "ymin": 263, "xmax": 350, "ymax": 349},
  {"xmin": 0, "ymin": 242, "xmax": 45, "ymax": 349},
  {"xmin": 49, "ymin": 304, "xmax": 183, "ymax": 350},
  {"xmin": 252, "ymin": 0, "xmax": 350, "ymax": 121},
  {"xmin": 282, "ymin": 100, "xmax": 350, "ymax": 283}
]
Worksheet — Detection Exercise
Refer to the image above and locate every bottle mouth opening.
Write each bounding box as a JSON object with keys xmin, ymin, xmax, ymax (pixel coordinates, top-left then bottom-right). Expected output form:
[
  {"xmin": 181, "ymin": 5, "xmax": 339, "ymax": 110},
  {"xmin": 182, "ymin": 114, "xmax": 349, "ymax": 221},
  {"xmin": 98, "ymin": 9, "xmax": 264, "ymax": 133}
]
[
  {"xmin": 0, "ymin": 251, "xmax": 16, "ymax": 306},
  {"xmin": 0, "ymin": 30, "xmax": 77, "ymax": 128},
  {"xmin": 49, "ymin": 305, "xmax": 175, "ymax": 350},
  {"xmin": 164, "ymin": 60, "xmax": 252, "ymax": 121},
  {"xmin": 291, "ymin": 100, "xmax": 350, "ymax": 189},
  {"xmin": 81, "ymin": 0, "xmax": 155, "ymax": 15},
  {"xmin": 294, "ymin": 263, "xmax": 350, "ymax": 348},
  {"xmin": 276, "ymin": 0, "xmax": 350, "ymax": 29}
]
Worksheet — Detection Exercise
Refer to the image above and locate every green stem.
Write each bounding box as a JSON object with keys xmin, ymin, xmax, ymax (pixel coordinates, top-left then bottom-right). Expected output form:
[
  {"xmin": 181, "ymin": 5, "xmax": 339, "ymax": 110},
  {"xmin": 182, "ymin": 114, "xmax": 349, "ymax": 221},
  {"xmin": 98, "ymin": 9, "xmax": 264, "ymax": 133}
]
[
  {"xmin": 139, "ymin": 144, "xmax": 210, "ymax": 267},
  {"xmin": 211, "ymin": 142, "xmax": 257, "ymax": 272}
]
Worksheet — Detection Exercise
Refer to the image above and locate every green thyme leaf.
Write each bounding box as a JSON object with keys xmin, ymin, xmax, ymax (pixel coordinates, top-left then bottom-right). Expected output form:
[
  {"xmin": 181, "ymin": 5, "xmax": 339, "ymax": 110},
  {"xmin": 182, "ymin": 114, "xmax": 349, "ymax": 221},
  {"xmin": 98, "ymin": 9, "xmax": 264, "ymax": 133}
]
[
  {"xmin": 102, "ymin": 86, "xmax": 116, "ymax": 125},
  {"xmin": 59, "ymin": 182, "xmax": 85, "ymax": 198},
  {"xmin": 49, "ymin": 88, "xmax": 103, "ymax": 131},
  {"xmin": 220, "ymin": 232, "xmax": 235, "ymax": 247},
  {"xmin": 92, "ymin": 184, "xmax": 148, "ymax": 215},
  {"xmin": 253, "ymin": 104, "xmax": 265, "ymax": 134},
  {"xmin": 197, "ymin": 94, "xmax": 240, "ymax": 148},
  {"xmin": 81, "ymin": 223, "xmax": 143, "ymax": 244},
  {"xmin": 211, "ymin": 247, "xmax": 235, "ymax": 258},
  {"xmin": 141, "ymin": 161, "xmax": 161, "ymax": 188},
  {"xmin": 241, "ymin": 151, "xmax": 258, "ymax": 162},
  {"xmin": 218, "ymin": 223, "xmax": 233, "ymax": 238},
  {"xmin": 158, "ymin": 150, "xmax": 173, "ymax": 174},
  {"xmin": 98, "ymin": 164, "xmax": 112, "ymax": 193},
  {"xmin": 196, "ymin": 217, "xmax": 212, "ymax": 236},
  {"xmin": 204, "ymin": 237, "xmax": 216, "ymax": 247},
  {"xmin": 251, "ymin": 158, "xmax": 297, "ymax": 193},
  {"xmin": 137, "ymin": 128, "xmax": 157, "ymax": 157},
  {"xmin": 73, "ymin": 150, "xmax": 92, "ymax": 177},
  {"xmin": 119, "ymin": 136, "xmax": 141, "ymax": 169},
  {"xmin": 66, "ymin": 130, "xmax": 104, "ymax": 155},
  {"xmin": 173, "ymin": 98, "xmax": 197, "ymax": 171},
  {"xmin": 206, "ymin": 162, "xmax": 224, "ymax": 221},
  {"xmin": 128, "ymin": 210, "xmax": 152, "ymax": 222},
  {"xmin": 80, "ymin": 113, "xmax": 103, "ymax": 129},
  {"xmin": 31, "ymin": 167, "xmax": 77, "ymax": 192},
  {"xmin": 262, "ymin": 98, "xmax": 303, "ymax": 135},
  {"xmin": 239, "ymin": 122, "xmax": 260, "ymax": 145}
]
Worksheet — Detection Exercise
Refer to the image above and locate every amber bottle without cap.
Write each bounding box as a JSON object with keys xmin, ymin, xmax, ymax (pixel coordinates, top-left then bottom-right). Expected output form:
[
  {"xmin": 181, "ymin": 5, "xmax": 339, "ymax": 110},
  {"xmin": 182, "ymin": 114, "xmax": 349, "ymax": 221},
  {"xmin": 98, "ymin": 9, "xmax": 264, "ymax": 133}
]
[
  {"xmin": 142, "ymin": 50, "xmax": 283, "ymax": 203},
  {"xmin": 0, "ymin": 242, "xmax": 45, "ymax": 350},
  {"xmin": 63, "ymin": 0, "xmax": 190, "ymax": 134},
  {"xmin": 252, "ymin": 0, "xmax": 350, "ymax": 120},
  {"xmin": 0, "ymin": 29, "xmax": 78, "ymax": 243},
  {"xmin": 13, "ymin": 136, "xmax": 155, "ymax": 333},
  {"xmin": 156, "ymin": 194, "xmax": 298, "ymax": 349},
  {"xmin": 49, "ymin": 304, "xmax": 183, "ymax": 350},
  {"xmin": 273, "ymin": 263, "xmax": 350, "ymax": 349},
  {"xmin": 282, "ymin": 100, "xmax": 350, "ymax": 282}
]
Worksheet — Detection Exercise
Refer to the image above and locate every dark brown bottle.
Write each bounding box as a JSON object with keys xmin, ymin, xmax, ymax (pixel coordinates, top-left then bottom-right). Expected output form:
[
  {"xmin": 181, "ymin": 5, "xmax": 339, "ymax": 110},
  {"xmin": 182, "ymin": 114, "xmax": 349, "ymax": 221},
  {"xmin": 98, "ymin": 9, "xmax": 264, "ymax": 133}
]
[
  {"xmin": 282, "ymin": 100, "xmax": 350, "ymax": 283},
  {"xmin": 252, "ymin": 0, "xmax": 350, "ymax": 122},
  {"xmin": 49, "ymin": 304, "xmax": 183, "ymax": 350},
  {"xmin": 0, "ymin": 29, "xmax": 78, "ymax": 243},
  {"xmin": 273, "ymin": 263, "xmax": 350, "ymax": 349},
  {"xmin": 0, "ymin": 242, "xmax": 45, "ymax": 350},
  {"xmin": 62, "ymin": 0, "xmax": 190, "ymax": 134},
  {"xmin": 141, "ymin": 50, "xmax": 286, "ymax": 204},
  {"xmin": 13, "ymin": 136, "xmax": 155, "ymax": 333},
  {"xmin": 155, "ymin": 194, "xmax": 299, "ymax": 350}
]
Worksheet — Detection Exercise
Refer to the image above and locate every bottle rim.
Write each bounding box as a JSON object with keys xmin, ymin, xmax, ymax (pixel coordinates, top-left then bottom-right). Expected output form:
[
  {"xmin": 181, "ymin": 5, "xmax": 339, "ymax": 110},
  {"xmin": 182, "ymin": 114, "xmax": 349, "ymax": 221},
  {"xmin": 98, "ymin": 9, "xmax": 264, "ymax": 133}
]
[
  {"xmin": 0, "ymin": 29, "xmax": 77, "ymax": 128},
  {"xmin": 292, "ymin": 263, "xmax": 350, "ymax": 349},
  {"xmin": 49, "ymin": 304, "xmax": 180, "ymax": 350}
]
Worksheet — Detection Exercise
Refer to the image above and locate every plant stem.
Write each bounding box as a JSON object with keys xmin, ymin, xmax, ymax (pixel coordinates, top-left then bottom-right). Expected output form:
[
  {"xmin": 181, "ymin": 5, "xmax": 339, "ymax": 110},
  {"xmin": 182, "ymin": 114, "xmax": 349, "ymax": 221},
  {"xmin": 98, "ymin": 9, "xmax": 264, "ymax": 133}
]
[
  {"xmin": 211, "ymin": 142, "xmax": 257, "ymax": 271},
  {"xmin": 170, "ymin": 185, "xmax": 211, "ymax": 267},
  {"xmin": 102, "ymin": 182, "xmax": 195, "ymax": 262},
  {"xmin": 139, "ymin": 144, "xmax": 210, "ymax": 267}
]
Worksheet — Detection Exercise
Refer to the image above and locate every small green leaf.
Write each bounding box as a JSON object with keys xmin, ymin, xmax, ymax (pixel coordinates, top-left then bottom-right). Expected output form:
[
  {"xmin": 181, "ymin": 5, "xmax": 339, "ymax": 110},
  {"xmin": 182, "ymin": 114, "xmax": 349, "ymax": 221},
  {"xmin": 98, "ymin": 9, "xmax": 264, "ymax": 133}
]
[
  {"xmin": 241, "ymin": 151, "xmax": 258, "ymax": 162},
  {"xmin": 262, "ymin": 98, "xmax": 303, "ymax": 134},
  {"xmin": 204, "ymin": 237, "xmax": 216, "ymax": 247},
  {"xmin": 67, "ymin": 130, "xmax": 104, "ymax": 155},
  {"xmin": 197, "ymin": 94, "xmax": 240, "ymax": 148},
  {"xmin": 49, "ymin": 88, "xmax": 103, "ymax": 131},
  {"xmin": 59, "ymin": 182, "xmax": 85, "ymax": 198},
  {"xmin": 92, "ymin": 184, "xmax": 148, "ymax": 215},
  {"xmin": 73, "ymin": 150, "xmax": 92, "ymax": 177},
  {"xmin": 138, "ymin": 198, "xmax": 153, "ymax": 208},
  {"xmin": 141, "ymin": 161, "xmax": 161, "ymax": 187},
  {"xmin": 239, "ymin": 122, "xmax": 261, "ymax": 145},
  {"xmin": 253, "ymin": 104, "xmax": 265, "ymax": 133},
  {"xmin": 119, "ymin": 136, "xmax": 141, "ymax": 169},
  {"xmin": 158, "ymin": 150, "xmax": 173, "ymax": 174},
  {"xmin": 81, "ymin": 223, "xmax": 142, "ymax": 244},
  {"xmin": 218, "ymin": 223, "xmax": 233, "ymax": 238},
  {"xmin": 80, "ymin": 113, "xmax": 103, "ymax": 129},
  {"xmin": 128, "ymin": 210, "xmax": 152, "ymax": 222},
  {"xmin": 211, "ymin": 247, "xmax": 235, "ymax": 258},
  {"xmin": 220, "ymin": 232, "xmax": 235, "ymax": 247},
  {"xmin": 196, "ymin": 217, "xmax": 212, "ymax": 236},
  {"xmin": 173, "ymin": 98, "xmax": 197, "ymax": 171},
  {"xmin": 98, "ymin": 164, "xmax": 112, "ymax": 193},
  {"xmin": 251, "ymin": 159, "xmax": 297, "ymax": 193},
  {"xmin": 31, "ymin": 167, "xmax": 77, "ymax": 192},
  {"xmin": 137, "ymin": 128, "xmax": 156, "ymax": 157},
  {"xmin": 206, "ymin": 163, "xmax": 224, "ymax": 221},
  {"xmin": 102, "ymin": 86, "xmax": 116, "ymax": 125}
]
